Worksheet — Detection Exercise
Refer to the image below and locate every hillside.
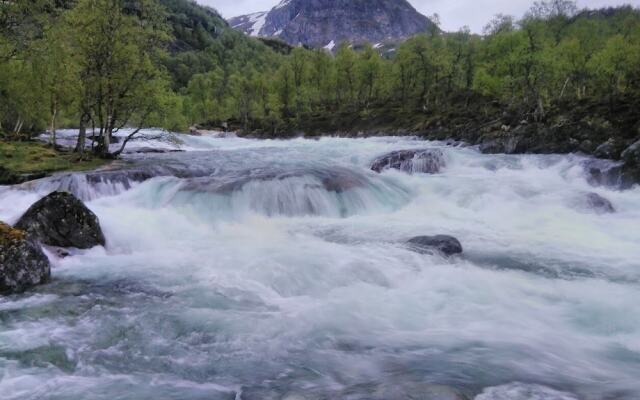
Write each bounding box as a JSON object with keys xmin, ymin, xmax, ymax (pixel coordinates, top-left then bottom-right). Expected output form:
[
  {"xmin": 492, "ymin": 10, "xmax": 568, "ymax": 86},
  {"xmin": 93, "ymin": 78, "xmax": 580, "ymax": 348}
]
[{"xmin": 158, "ymin": 0, "xmax": 279, "ymax": 88}]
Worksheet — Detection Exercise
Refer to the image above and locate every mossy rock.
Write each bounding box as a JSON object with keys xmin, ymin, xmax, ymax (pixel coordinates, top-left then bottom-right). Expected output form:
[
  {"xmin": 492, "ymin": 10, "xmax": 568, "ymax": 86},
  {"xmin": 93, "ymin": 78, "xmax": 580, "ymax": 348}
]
[
  {"xmin": 0, "ymin": 221, "xmax": 26, "ymax": 245},
  {"xmin": 0, "ymin": 221, "xmax": 50, "ymax": 294}
]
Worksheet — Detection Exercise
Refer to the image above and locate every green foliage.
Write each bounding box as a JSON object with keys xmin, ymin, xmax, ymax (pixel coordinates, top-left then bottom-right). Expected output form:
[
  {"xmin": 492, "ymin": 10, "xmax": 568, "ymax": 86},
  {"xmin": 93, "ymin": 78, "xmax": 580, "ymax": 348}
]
[
  {"xmin": 177, "ymin": 1, "xmax": 639, "ymax": 134},
  {"xmin": 0, "ymin": 0, "xmax": 639, "ymax": 146},
  {"xmin": 60, "ymin": 0, "xmax": 174, "ymax": 155}
]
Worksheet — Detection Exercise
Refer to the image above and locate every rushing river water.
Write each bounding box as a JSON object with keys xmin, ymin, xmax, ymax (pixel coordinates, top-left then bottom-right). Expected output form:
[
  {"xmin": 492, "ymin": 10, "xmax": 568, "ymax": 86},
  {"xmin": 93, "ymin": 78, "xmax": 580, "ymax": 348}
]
[{"xmin": 1, "ymin": 131, "xmax": 640, "ymax": 400}]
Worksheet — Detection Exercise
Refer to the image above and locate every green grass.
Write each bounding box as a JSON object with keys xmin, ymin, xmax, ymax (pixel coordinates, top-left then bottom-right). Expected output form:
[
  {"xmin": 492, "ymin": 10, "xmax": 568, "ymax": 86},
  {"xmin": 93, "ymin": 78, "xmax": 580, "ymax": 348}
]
[{"xmin": 0, "ymin": 140, "xmax": 108, "ymax": 175}]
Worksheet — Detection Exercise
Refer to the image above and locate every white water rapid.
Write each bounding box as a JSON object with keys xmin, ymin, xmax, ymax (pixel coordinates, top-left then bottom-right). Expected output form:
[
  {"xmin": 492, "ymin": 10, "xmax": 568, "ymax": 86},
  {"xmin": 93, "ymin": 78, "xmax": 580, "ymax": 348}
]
[{"xmin": 1, "ymin": 131, "xmax": 639, "ymax": 400}]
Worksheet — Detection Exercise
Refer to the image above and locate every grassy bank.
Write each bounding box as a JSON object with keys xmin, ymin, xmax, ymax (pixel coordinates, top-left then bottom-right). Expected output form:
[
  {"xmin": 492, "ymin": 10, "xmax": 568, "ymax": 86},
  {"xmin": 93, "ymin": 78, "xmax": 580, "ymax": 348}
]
[{"xmin": 0, "ymin": 141, "xmax": 108, "ymax": 185}]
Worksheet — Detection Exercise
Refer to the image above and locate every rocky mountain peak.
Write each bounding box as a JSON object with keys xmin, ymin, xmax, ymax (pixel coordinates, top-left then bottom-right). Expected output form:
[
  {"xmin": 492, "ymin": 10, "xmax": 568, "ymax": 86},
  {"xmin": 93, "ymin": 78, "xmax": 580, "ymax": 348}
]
[{"xmin": 229, "ymin": 0, "xmax": 435, "ymax": 49}]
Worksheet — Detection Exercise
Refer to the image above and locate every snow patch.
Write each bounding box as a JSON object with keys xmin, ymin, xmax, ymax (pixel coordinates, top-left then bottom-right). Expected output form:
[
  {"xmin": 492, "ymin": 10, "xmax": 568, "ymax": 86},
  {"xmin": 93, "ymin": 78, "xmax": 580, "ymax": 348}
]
[
  {"xmin": 247, "ymin": 11, "xmax": 268, "ymax": 37},
  {"xmin": 324, "ymin": 40, "xmax": 336, "ymax": 51},
  {"xmin": 273, "ymin": 0, "xmax": 291, "ymax": 10}
]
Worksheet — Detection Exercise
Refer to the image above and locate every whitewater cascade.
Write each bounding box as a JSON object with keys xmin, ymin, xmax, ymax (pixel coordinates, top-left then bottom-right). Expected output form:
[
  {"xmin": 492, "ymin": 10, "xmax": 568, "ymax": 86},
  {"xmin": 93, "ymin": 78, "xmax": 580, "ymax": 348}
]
[{"xmin": 1, "ymin": 132, "xmax": 639, "ymax": 400}]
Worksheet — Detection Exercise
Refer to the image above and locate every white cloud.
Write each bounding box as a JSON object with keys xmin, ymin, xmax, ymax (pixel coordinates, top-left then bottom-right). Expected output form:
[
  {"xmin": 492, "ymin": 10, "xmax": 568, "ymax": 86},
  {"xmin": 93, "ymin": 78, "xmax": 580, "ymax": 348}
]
[{"xmin": 201, "ymin": 0, "xmax": 640, "ymax": 33}]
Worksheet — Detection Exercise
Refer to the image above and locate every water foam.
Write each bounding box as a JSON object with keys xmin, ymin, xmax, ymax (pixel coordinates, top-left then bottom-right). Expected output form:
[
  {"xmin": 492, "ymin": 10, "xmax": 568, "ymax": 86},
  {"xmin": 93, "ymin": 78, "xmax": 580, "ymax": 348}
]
[{"xmin": 1, "ymin": 134, "xmax": 639, "ymax": 399}]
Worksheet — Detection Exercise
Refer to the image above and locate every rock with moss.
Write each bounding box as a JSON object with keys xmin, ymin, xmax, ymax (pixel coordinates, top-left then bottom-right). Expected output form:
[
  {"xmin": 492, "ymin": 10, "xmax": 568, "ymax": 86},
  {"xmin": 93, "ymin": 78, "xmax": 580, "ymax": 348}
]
[
  {"xmin": 0, "ymin": 222, "xmax": 51, "ymax": 294},
  {"xmin": 16, "ymin": 191, "xmax": 106, "ymax": 249}
]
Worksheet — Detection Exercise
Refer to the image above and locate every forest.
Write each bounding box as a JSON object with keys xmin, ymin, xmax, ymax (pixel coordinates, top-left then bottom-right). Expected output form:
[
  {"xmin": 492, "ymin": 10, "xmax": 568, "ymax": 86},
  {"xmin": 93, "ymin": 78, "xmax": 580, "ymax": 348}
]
[{"xmin": 1, "ymin": 0, "xmax": 639, "ymax": 158}]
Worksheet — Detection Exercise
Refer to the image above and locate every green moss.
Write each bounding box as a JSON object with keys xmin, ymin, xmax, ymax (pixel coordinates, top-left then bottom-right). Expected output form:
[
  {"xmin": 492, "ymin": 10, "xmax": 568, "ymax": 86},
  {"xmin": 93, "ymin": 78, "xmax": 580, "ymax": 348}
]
[
  {"xmin": 0, "ymin": 141, "xmax": 108, "ymax": 177},
  {"xmin": 0, "ymin": 222, "xmax": 26, "ymax": 245}
]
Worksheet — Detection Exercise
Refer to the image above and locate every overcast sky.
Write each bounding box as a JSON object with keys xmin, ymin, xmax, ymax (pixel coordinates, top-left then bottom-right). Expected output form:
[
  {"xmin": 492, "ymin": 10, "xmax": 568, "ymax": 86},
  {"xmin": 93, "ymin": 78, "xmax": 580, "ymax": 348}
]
[{"xmin": 198, "ymin": 0, "xmax": 640, "ymax": 33}]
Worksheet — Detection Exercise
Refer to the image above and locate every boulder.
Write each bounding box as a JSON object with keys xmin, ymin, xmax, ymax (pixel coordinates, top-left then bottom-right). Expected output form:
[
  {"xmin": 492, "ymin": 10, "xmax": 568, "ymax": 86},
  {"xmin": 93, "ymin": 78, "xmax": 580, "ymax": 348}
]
[
  {"xmin": 407, "ymin": 235, "xmax": 463, "ymax": 256},
  {"xmin": 621, "ymin": 140, "xmax": 640, "ymax": 166},
  {"xmin": 371, "ymin": 149, "xmax": 445, "ymax": 174},
  {"xmin": 16, "ymin": 191, "xmax": 106, "ymax": 249},
  {"xmin": 582, "ymin": 159, "xmax": 640, "ymax": 190},
  {"xmin": 0, "ymin": 222, "xmax": 50, "ymax": 294},
  {"xmin": 578, "ymin": 139, "xmax": 595, "ymax": 154},
  {"xmin": 594, "ymin": 138, "xmax": 624, "ymax": 159}
]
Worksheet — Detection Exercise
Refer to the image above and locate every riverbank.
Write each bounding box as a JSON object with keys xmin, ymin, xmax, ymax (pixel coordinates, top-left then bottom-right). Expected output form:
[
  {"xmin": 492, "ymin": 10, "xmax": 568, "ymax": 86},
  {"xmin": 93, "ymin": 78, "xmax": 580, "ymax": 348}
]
[
  {"xmin": 4, "ymin": 94, "xmax": 640, "ymax": 190},
  {"xmin": 0, "ymin": 140, "xmax": 108, "ymax": 185},
  {"xmin": 245, "ymin": 94, "xmax": 639, "ymax": 158}
]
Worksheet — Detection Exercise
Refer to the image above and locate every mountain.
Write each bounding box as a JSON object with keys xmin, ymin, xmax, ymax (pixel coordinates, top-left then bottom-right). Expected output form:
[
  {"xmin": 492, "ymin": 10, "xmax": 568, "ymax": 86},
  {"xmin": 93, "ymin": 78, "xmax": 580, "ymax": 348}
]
[{"xmin": 228, "ymin": 0, "xmax": 436, "ymax": 49}]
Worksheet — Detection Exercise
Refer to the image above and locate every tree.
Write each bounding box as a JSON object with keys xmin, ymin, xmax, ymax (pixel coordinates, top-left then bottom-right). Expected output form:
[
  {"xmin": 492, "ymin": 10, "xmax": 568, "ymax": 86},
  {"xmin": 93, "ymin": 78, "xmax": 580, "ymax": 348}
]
[
  {"xmin": 33, "ymin": 22, "xmax": 79, "ymax": 147},
  {"xmin": 589, "ymin": 34, "xmax": 640, "ymax": 99},
  {"xmin": 483, "ymin": 14, "xmax": 516, "ymax": 36},
  {"xmin": 357, "ymin": 44, "xmax": 383, "ymax": 109},
  {"xmin": 185, "ymin": 68, "xmax": 223, "ymax": 124},
  {"xmin": 290, "ymin": 48, "xmax": 309, "ymax": 117},
  {"xmin": 64, "ymin": 0, "xmax": 172, "ymax": 157},
  {"xmin": 335, "ymin": 43, "xmax": 358, "ymax": 107},
  {"xmin": 0, "ymin": 0, "xmax": 51, "ymax": 61}
]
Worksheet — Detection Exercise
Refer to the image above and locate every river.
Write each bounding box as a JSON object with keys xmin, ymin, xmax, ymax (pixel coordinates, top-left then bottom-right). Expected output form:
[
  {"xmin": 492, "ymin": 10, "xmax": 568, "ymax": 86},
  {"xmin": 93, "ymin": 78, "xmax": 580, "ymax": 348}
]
[{"xmin": 1, "ymin": 131, "xmax": 639, "ymax": 400}]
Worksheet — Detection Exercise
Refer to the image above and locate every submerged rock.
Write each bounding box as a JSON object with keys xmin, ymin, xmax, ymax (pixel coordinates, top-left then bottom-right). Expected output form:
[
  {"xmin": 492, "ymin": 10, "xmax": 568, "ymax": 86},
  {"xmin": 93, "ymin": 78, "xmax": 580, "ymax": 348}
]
[
  {"xmin": 575, "ymin": 192, "xmax": 615, "ymax": 214},
  {"xmin": 373, "ymin": 383, "xmax": 469, "ymax": 400},
  {"xmin": 0, "ymin": 222, "xmax": 50, "ymax": 294},
  {"xmin": 124, "ymin": 147, "xmax": 185, "ymax": 154},
  {"xmin": 16, "ymin": 191, "xmax": 106, "ymax": 249},
  {"xmin": 476, "ymin": 383, "xmax": 579, "ymax": 400},
  {"xmin": 371, "ymin": 149, "xmax": 445, "ymax": 174},
  {"xmin": 407, "ymin": 235, "xmax": 463, "ymax": 256}
]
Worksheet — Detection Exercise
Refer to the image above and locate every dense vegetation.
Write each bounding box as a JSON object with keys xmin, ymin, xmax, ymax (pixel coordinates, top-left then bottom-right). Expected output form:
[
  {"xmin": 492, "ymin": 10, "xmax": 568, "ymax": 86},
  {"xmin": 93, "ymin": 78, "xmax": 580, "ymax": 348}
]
[
  {"xmin": 0, "ymin": 0, "xmax": 280, "ymax": 158},
  {"xmin": 0, "ymin": 0, "xmax": 639, "ymax": 159}
]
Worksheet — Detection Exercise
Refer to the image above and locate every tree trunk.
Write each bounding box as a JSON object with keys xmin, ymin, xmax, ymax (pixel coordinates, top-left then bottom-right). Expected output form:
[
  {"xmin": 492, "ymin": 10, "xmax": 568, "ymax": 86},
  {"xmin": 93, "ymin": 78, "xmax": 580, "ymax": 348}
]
[
  {"xmin": 13, "ymin": 118, "xmax": 23, "ymax": 138},
  {"xmin": 559, "ymin": 77, "xmax": 570, "ymax": 99},
  {"xmin": 101, "ymin": 115, "xmax": 112, "ymax": 157},
  {"xmin": 49, "ymin": 102, "xmax": 58, "ymax": 148},
  {"xmin": 75, "ymin": 113, "xmax": 88, "ymax": 157},
  {"xmin": 112, "ymin": 126, "xmax": 143, "ymax": 158},
  {"xmin": 103, "ymin": 129, "xmax": 111, "ymax": 155}
]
